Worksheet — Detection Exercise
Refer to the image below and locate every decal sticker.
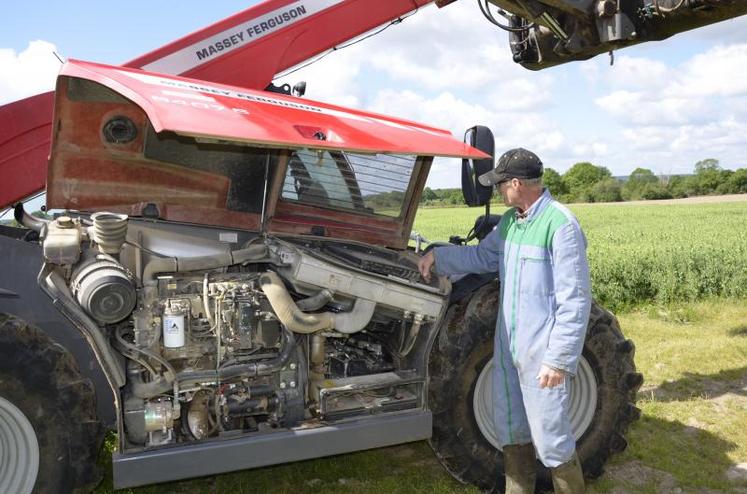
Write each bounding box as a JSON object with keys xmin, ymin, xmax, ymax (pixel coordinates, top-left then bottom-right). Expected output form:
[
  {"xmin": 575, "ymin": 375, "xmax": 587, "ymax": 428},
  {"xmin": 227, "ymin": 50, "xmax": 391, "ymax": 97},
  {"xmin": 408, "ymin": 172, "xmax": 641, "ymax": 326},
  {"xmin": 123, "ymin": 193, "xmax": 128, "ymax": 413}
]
[
  {"xmin": 141, "ymin": 0, "xmax": 345, "ymax": 74},
  {"xmin": 119, "ymin": 70, "xmax": 448, "ymax": 137}
]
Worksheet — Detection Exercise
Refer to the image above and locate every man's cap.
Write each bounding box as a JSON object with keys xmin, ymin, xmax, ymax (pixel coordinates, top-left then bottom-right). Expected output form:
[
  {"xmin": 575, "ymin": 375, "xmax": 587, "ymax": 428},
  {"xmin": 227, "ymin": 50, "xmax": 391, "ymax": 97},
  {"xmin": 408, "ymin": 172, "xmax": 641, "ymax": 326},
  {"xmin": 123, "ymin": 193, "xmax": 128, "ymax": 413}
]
[{"xmin": 478, "ymin": 147, "xmax": 543, "ymax": 186}]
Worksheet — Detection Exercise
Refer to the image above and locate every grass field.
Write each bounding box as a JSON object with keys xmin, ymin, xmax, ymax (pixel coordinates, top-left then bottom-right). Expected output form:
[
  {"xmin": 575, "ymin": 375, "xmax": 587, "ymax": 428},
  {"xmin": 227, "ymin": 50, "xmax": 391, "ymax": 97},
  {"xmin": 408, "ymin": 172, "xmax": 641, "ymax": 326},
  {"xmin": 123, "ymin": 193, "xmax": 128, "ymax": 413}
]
[
  {"xmin": 413, "ymin": 201, "xmax": 747, "ymax": 312},
  {"xmin": 96, "ymin": 200, "xmax": 747, "ymax": 493}
]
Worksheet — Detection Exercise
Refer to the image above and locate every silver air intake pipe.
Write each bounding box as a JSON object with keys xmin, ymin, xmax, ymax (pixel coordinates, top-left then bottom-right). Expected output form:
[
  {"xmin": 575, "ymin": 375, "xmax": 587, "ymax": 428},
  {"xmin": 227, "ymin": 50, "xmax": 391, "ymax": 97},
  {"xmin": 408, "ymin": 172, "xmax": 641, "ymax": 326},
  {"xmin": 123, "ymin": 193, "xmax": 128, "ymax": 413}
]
[
  {"xmin": 142, "ymin": 245, "xmax": 269, "ymax": 282},
  {"xmin": 258, "ymin": 271, "xmax": 375, "ymax": 334}
]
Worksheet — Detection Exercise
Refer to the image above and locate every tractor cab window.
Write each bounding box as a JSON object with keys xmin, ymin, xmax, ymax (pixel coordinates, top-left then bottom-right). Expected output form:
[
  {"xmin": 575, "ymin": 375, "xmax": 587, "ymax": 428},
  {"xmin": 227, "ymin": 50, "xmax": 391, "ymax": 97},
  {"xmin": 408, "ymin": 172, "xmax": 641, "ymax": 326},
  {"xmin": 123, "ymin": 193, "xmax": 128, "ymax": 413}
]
[{"xmin": 282, "ymin": 149, "xmax": 417, "ymax": 217}]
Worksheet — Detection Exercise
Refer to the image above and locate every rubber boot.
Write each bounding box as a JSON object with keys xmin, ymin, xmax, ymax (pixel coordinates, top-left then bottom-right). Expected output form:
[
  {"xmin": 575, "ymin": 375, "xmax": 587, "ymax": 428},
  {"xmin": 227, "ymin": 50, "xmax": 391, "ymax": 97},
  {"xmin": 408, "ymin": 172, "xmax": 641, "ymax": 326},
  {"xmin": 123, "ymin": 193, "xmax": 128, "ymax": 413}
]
[
  {"xmin": 550, "ymin": 452, "xmax": 585, "ymax": 493},
  {"xmin": 503, "ymin": 443, "xmax": 536, "ymax": 494}
]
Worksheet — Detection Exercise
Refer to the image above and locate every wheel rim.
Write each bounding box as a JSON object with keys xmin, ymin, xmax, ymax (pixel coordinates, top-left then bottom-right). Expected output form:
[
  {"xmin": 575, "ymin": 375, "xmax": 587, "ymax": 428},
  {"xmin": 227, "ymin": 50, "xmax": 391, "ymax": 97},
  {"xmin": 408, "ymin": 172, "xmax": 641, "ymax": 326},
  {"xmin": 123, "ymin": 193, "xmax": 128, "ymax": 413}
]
[
  {"xmin": 473, "ymin": 356, "xmax": 598, "ymax": 450},
  {"xmin": 0, "ymin": 396, "xmax": 39, "ymax": 494}
]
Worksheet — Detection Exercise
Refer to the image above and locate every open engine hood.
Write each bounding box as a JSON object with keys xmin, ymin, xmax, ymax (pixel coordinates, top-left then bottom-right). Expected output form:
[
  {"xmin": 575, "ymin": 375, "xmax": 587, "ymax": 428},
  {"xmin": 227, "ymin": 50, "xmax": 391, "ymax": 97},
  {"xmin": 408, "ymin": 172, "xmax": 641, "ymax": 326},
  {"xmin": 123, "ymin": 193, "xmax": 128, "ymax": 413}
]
[
  {"xmin": 56, "ymin": 60, "xmax": 487, "ymax": 158},
  {"xmin": 46, "ymin": 60, "xmax": 488, "ymax": 248}
]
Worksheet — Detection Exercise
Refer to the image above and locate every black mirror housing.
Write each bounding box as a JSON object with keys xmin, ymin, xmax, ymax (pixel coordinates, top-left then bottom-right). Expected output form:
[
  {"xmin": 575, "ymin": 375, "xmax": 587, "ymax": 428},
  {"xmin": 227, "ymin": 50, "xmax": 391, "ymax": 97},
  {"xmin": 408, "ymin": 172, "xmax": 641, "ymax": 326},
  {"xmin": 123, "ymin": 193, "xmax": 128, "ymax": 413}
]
[{"xmin": 461, "ymin": 126, "xmax": 494, "ymax": 207}]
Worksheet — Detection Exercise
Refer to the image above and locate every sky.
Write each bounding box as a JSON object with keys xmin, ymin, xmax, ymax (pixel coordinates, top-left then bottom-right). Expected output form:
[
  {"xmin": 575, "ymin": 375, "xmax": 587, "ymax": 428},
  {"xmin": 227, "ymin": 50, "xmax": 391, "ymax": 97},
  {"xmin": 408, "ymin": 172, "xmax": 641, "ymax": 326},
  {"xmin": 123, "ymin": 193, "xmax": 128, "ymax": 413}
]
[{"xmin": 1, "ymin": 1, "xmax": 747, "ymax": 189}]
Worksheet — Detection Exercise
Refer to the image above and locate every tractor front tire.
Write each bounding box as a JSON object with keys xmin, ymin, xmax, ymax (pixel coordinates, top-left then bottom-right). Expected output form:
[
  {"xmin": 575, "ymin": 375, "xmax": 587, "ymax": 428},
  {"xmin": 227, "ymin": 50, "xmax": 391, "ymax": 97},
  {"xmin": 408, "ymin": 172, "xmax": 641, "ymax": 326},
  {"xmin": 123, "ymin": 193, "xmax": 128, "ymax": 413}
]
[
  {"xmin": 428, "ymin": 282, "xmax": 641, "ymax": 492},
  {"xmin": 0, "ymin": 314, "xmax": 103, "ymax": 494}
]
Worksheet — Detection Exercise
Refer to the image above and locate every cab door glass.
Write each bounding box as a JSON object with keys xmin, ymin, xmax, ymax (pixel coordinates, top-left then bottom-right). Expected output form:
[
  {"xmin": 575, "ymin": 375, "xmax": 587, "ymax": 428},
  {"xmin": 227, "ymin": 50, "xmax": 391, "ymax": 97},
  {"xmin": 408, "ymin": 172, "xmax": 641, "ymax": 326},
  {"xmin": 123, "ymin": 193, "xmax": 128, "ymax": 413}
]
[{"xmin": 282, "ymin": 150, "xmax": 416, "ymax": 217}]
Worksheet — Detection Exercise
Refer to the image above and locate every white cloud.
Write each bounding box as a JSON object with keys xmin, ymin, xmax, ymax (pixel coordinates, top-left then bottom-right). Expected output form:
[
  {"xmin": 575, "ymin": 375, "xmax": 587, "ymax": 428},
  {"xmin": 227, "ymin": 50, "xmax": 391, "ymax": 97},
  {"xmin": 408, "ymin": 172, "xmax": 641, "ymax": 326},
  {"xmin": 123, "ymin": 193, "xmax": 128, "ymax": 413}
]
[
  {"xmin": 0, "ymin": 41, "xmax": 61, "ymax": 105},
  {"xmin": 608, "ymin": 56, "xmax": 670, "ymax": 90},
  {"xmin": 369, "ymin": 89, "xmax": 496, "ymax": 134},
  {"xmin": 595, "ymin": 90, "xmax": 707, "ymax": 125},
  {"xmin": 595, "ymin": 44, "xmax": 747, "ymax": 124},
  {"xmin": 366, "ymin": 88, "xmax": 568, "ymax": 187},
  {"xmin": 675, "ymin": 44, "xmax": 747, "ymax": 98},
  {"xmin": 277, "ymin": 47, "xmax": 362, "ymax": 108},
  {"xmin": 572, "ymin": 142, "xmax": 609, "ymax": 158},
  {"xmin": 369, "ymin": 89, "xmax": 565, "ymax": 151},
  {"xmin": 487, "ymin": 77, "xmax": 554, "ymax": 111},
  {"xmin": 364, "ymin": 2, "xmax": 518, "ymax": 92},
  {"xmin": 615, "ymin": 118, "xmax": 747, "ymax": 173},
  {"xmin": 589, "ymin": 41, "xmax": 747, "ymax": 173}
]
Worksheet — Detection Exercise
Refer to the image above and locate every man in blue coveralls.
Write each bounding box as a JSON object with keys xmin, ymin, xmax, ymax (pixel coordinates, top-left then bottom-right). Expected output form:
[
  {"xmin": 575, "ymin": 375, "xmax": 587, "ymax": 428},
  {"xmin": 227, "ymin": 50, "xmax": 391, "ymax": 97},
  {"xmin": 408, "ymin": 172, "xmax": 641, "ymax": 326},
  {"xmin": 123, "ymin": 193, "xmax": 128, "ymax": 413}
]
[{"xmin": 418, "ymin": 148, "xmax": 591, "ymax": 493}]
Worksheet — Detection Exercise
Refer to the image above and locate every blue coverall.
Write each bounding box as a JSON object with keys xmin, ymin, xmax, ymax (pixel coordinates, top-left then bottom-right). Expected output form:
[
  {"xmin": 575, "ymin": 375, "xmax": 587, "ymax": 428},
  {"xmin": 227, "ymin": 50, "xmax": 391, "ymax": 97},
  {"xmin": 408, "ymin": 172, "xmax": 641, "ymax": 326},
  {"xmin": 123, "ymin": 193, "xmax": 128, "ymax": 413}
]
[{"xmin": 434, "ymin": 189, "xmax": 591, "ymax": 467}]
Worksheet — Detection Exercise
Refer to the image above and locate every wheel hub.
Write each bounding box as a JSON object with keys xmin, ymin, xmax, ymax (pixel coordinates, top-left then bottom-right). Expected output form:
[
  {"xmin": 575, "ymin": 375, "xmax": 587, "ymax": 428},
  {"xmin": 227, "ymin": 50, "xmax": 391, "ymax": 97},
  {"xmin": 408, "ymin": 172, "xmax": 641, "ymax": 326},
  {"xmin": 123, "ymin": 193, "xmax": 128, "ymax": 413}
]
[
  {"xmin": 472, "ymin": 357, "xmax": 598, "ymax": 450},
  {"xmin": 0, "ymin": 396, "xmax": 39, "ymax": 494}
]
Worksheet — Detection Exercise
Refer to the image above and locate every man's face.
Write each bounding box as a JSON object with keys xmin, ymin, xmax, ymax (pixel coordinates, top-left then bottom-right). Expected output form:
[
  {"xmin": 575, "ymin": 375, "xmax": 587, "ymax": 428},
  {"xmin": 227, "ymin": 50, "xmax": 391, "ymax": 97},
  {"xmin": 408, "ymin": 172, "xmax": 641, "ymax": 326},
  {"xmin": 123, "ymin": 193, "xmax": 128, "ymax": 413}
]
[{"xmin": 497, "ymin": 178, "xmax": 519, "ymax": 207}]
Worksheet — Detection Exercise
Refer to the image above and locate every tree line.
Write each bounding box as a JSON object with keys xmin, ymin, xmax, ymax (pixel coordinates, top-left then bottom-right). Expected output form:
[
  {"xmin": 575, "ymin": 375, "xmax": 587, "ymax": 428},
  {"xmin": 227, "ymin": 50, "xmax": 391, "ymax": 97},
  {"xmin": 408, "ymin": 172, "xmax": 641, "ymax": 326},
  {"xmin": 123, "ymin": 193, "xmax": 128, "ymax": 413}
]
[{"xmin": 420, "ymin": 158, "xmax": 747, "ymax": 206}]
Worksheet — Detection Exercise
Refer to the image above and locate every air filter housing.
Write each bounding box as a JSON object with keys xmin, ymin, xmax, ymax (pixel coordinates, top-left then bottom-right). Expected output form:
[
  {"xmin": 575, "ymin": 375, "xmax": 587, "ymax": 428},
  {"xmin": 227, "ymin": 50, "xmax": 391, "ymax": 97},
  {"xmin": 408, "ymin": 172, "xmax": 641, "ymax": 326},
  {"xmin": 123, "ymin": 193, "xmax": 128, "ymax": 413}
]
[{"xmin": 71, "ymin": 254, "xmax": 136, "ymax": 324}]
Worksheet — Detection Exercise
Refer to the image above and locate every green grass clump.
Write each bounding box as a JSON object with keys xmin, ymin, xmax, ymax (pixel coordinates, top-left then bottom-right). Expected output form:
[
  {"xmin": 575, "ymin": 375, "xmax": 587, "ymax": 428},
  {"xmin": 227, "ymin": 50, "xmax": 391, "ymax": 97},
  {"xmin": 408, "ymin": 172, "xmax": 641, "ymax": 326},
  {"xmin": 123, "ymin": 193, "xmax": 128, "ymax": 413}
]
[{"xmin": 597, "ymin": 301, "xmax": 747, "ymax": 492}]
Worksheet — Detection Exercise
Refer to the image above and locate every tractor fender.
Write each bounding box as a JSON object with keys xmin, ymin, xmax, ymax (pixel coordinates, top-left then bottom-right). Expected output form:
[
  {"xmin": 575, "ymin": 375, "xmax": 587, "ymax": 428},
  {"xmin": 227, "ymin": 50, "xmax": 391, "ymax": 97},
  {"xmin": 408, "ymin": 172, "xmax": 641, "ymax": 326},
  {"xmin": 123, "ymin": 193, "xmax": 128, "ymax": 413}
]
[{"xmin": 0, "ymin": 230, "xmax": 117, "ymax": 427}]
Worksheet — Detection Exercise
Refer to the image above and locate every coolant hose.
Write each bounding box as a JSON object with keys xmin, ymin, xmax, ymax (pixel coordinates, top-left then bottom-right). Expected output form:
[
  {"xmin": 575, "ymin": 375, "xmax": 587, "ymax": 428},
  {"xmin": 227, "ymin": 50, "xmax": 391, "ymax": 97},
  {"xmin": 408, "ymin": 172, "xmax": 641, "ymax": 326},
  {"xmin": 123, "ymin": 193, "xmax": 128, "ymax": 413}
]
[
  {"xmin": 258, "ymin": 271, "xmax": 376, "ymax": 334},
  {"xmin": 296, "ymin": 289, "xmax": 334, "ymax": 311},
  {"xmin": 142, "ymin": 245, "xmax": 268, "ymax": 281}
]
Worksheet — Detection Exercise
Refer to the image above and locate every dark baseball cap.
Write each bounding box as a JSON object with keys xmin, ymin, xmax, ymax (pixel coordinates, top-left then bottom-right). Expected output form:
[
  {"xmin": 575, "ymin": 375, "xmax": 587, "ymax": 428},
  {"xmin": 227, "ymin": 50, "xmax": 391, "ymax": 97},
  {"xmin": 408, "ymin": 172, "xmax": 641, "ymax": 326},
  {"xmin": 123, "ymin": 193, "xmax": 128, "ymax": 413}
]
[{"xmin": 478, "ymin": 147, "xmax": 543, "ymax": 186}]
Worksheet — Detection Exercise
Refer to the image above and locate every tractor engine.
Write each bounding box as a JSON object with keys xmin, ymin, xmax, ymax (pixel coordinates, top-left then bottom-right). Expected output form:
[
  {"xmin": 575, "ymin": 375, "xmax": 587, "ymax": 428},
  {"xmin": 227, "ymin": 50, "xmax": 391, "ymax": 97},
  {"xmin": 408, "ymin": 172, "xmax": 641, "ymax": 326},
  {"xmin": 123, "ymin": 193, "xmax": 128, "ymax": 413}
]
[
  {"xmin": 36, "ymin": 211, "xmax": 448, "ymax": 450},
  {"xmin": 118, "ymin": 272, "xmax": 305, "ymax": 446}
]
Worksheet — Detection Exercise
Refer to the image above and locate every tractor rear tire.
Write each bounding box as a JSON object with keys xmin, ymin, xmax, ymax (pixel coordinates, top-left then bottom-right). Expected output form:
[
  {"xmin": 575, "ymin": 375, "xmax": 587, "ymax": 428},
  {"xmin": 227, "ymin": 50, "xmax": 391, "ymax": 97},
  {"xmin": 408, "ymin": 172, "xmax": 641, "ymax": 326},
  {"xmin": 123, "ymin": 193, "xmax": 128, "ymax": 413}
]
[
  {"xmin": 428, "ymin": 282, "xmax": 641, "ymax": 492},
  {"xmin": 0, "ymin": 314, "xmax": 103, "ymax": 494}
]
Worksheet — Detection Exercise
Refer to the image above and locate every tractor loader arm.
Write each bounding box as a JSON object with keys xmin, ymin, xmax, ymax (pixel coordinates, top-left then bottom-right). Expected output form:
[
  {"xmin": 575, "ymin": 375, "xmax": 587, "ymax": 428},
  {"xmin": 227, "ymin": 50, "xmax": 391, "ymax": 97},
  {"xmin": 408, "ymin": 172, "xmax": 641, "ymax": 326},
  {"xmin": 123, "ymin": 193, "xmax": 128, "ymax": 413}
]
[{"xmin": 1, "ymin": 0, "xmax": 746, "ymax": 209}]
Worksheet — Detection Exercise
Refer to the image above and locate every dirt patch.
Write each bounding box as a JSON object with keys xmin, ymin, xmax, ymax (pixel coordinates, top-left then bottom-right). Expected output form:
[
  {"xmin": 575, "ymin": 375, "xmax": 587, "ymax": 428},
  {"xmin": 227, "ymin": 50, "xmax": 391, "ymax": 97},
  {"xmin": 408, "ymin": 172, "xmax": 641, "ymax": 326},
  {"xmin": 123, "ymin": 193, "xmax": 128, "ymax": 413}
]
[
  {"xmin": 389, "ymin": 445, "xmax": 418, "ymax": 458},
  {"xmin": 726, "ymin": 463, "xmax": 747, "ymax": 483},
  {"xmin": 582, "ymin": 194, "xmax": 747, "ymax": 206},
  {"xmin": 605, "ymin": 460, "xmax": 679, "ymax": 491}
]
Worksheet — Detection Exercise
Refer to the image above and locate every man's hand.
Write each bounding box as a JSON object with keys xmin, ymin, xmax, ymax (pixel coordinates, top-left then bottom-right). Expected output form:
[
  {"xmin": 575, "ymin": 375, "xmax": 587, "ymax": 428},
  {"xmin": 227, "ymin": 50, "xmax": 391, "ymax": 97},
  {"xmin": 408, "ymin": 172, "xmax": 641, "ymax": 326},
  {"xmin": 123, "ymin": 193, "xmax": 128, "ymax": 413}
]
[
  {"xmin": 418, "ymin": 250, "xmax": 436, "ymax": 283},
  {"xmin": 537, "ymin": 364, "xmax": 566, "ymax": 389}
]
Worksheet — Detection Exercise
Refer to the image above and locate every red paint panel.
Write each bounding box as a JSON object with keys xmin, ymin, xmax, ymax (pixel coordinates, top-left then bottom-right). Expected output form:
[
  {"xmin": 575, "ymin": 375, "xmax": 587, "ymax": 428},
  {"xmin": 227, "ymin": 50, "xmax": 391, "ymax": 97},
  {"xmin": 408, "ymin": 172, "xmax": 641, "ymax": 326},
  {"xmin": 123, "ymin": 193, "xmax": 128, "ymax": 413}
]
[
  {"xmin": 59, "ymin": 60, "xmax": 488, "ymax": 159},
  {"xmin": 0, "ymin": 92, "xmax": 54, "ymax": 208},
  {"xmin": 47, "ymin": 156, "xmax": 231, "ymax": 211}
]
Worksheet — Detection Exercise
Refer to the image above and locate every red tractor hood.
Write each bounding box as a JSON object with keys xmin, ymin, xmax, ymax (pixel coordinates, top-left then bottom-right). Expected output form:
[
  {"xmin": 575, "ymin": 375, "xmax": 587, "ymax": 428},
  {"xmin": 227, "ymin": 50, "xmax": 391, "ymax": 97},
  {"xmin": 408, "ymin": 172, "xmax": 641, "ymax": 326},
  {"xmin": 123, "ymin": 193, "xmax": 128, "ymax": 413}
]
[
  {"xmin": 42, "ymin": 60, "xmax": 487, "ymax": 249},
  {"xmin": 58, "ymin": 60, "xmax": 486, "ymax": 158}
]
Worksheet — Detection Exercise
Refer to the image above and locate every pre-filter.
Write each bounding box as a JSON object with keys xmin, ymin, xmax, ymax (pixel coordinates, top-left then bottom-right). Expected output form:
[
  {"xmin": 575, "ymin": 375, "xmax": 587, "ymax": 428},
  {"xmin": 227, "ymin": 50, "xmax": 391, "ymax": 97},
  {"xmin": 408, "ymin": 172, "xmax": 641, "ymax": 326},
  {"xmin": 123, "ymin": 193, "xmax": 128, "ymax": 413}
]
[
  {"xmin": 162, "ymin": 308, "xmax": 186, "ymax": 348},
  {"xmin": 91, "ymin": 212, "xmax": 128, "ymax": 255}
]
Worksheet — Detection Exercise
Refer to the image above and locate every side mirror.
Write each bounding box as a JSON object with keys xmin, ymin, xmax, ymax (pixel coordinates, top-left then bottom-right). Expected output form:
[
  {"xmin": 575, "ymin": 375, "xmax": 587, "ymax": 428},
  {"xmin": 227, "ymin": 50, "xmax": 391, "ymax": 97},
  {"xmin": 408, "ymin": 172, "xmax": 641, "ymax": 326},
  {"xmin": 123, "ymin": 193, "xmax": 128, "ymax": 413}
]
[{"xmin": 461, "ymin": 126, "xmax": 495, "ymax": 207}]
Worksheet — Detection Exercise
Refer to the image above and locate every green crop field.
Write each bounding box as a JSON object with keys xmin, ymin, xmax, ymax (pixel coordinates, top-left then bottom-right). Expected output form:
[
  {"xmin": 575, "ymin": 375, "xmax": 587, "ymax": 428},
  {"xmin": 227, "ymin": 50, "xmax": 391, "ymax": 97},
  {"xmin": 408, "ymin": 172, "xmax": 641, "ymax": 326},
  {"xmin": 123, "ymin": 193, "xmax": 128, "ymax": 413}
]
[
  {"xmin": 96, "ymin": 200, "xmax": 747, "ymax": 493},
  {"xmin": 413, "ymin": 201, "xmax": 747, "ymax": 312}
]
